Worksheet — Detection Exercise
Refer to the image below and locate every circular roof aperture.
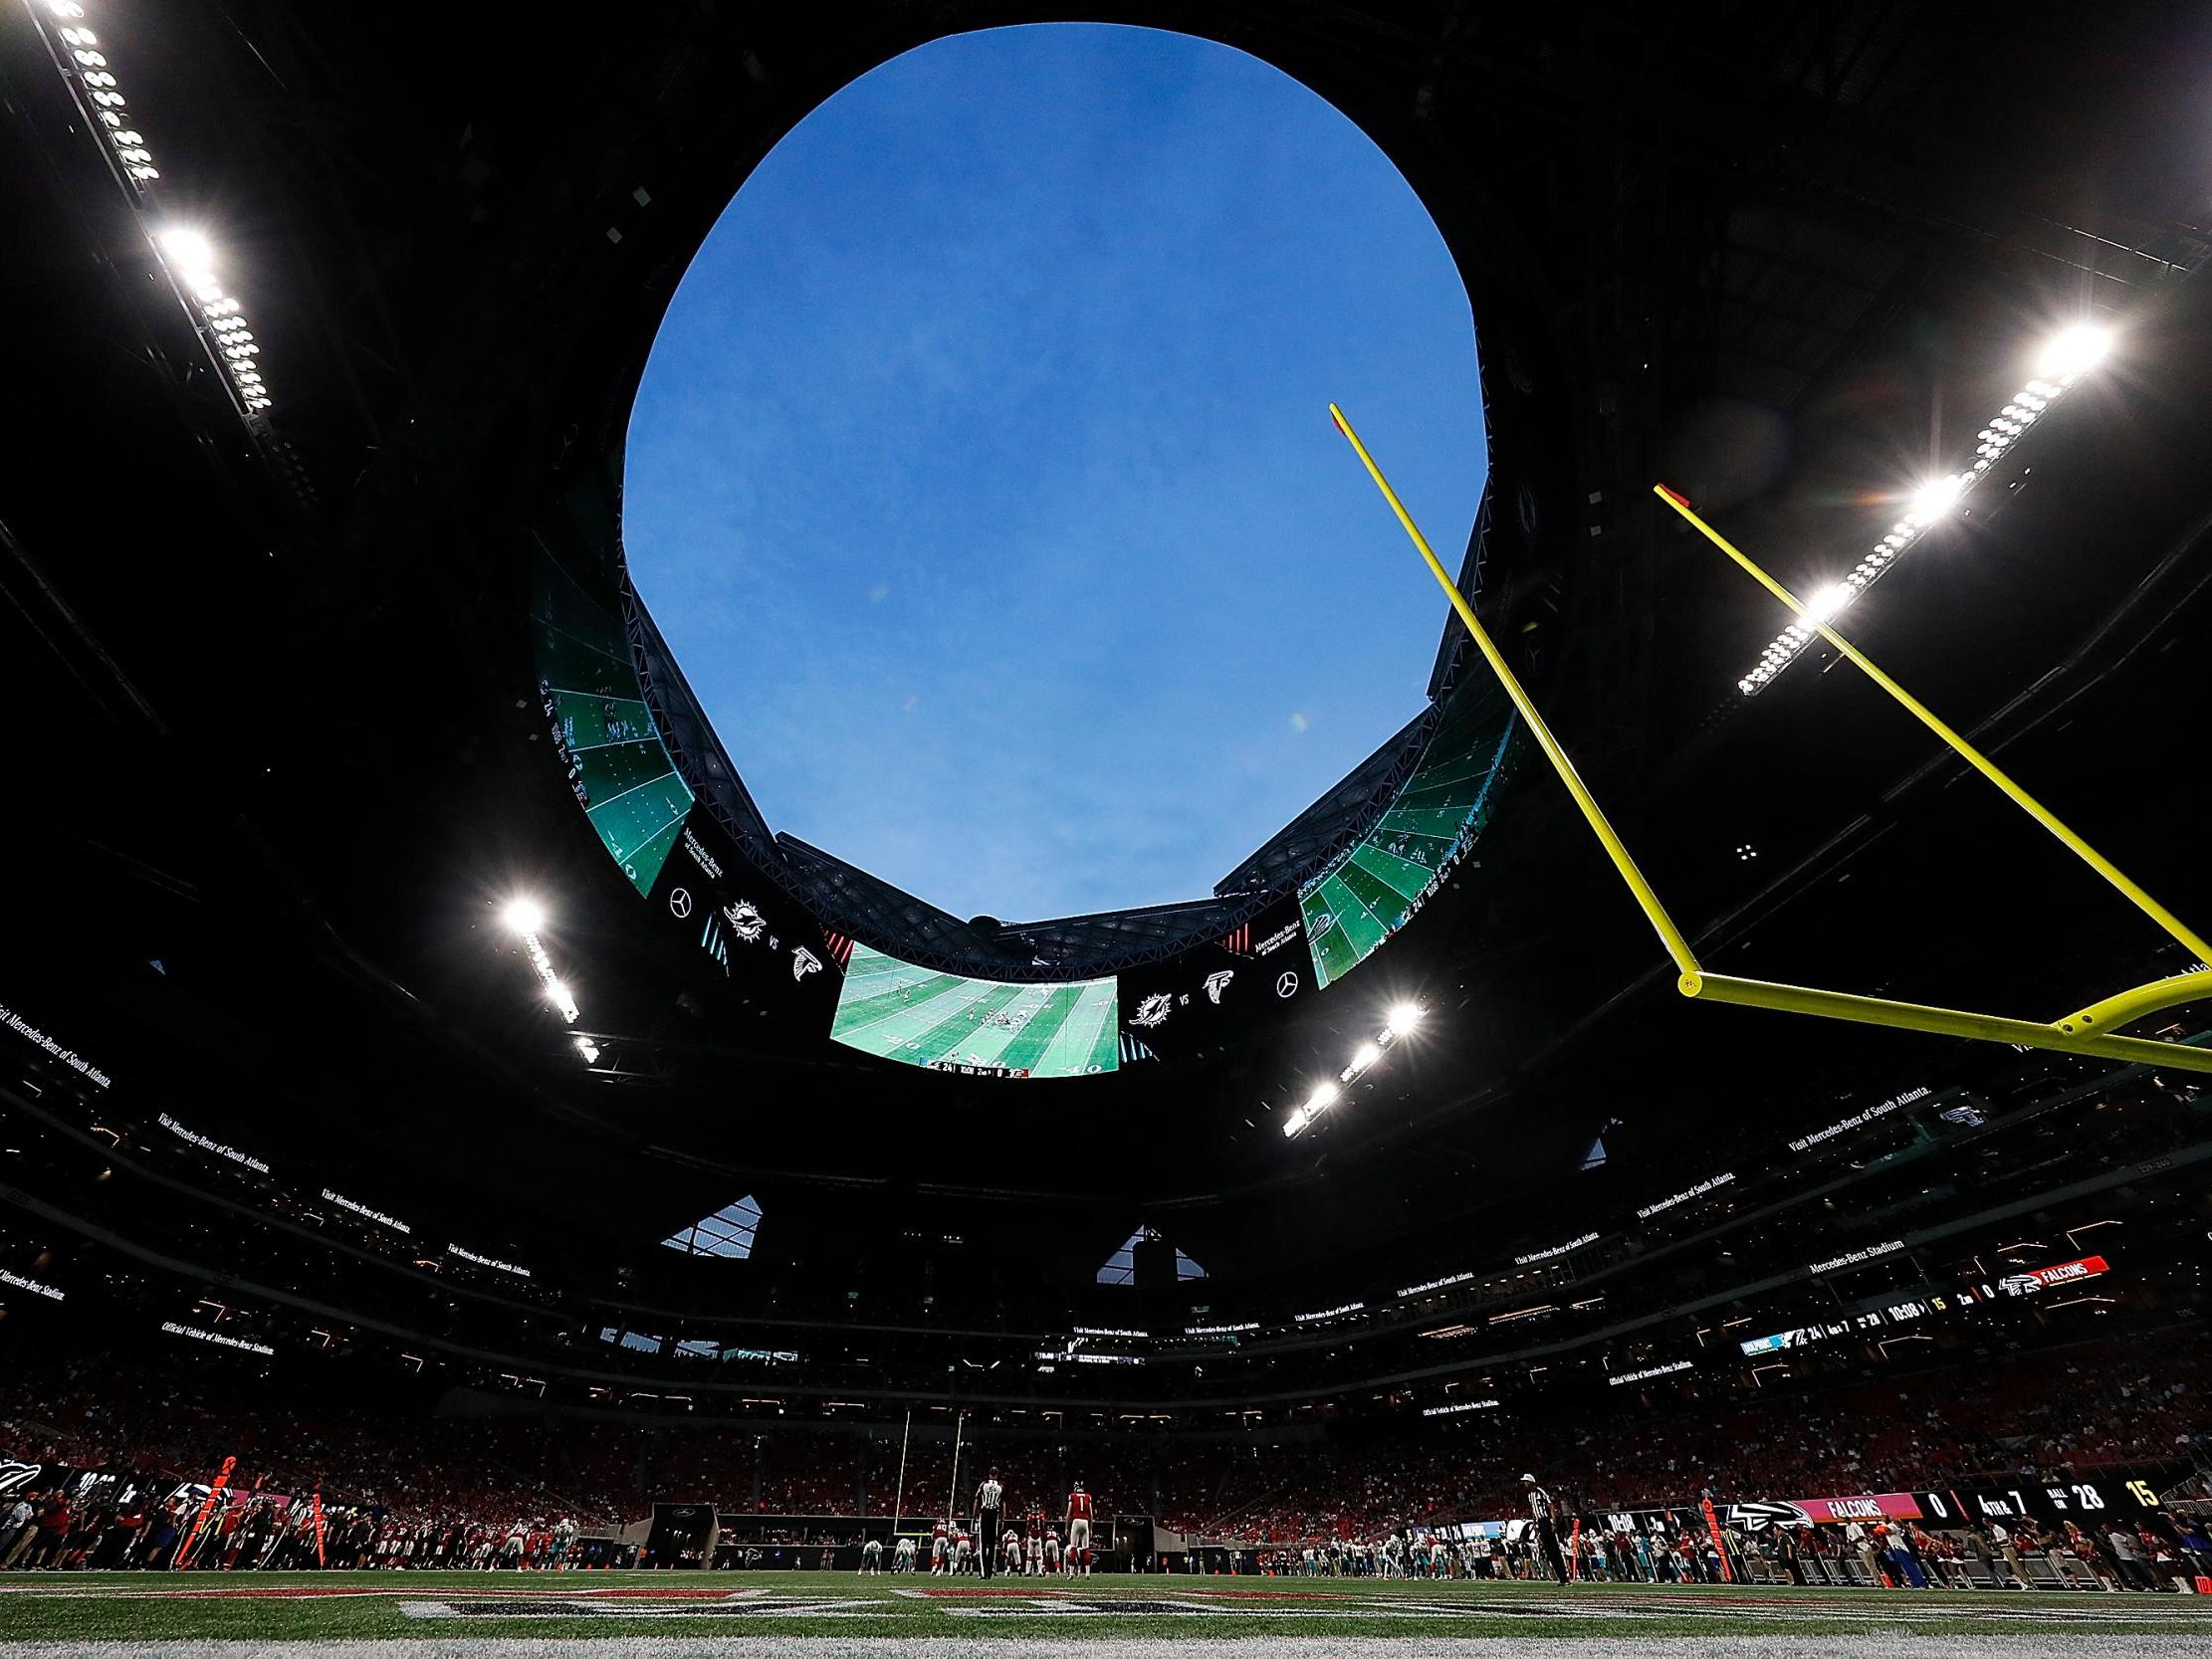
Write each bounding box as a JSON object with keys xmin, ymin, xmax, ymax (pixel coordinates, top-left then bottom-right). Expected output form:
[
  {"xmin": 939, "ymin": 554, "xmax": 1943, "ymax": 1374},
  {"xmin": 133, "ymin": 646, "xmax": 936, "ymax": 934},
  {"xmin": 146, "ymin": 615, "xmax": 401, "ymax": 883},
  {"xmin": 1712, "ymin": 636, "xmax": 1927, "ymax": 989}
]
[{"xmin": 625, "ymin": 23, "xmax": 1486, "ymax": 925}]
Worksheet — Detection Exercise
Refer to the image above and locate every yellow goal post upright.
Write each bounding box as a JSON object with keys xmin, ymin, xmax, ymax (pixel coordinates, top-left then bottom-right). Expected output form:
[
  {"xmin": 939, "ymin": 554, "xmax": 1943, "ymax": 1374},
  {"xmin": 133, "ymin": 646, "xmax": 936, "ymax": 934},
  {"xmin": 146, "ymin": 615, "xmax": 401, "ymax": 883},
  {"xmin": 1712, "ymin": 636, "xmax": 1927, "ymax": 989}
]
[{"xmin": 1324, "ymin": 400, "xmax": 2212, "ymax": 1075}]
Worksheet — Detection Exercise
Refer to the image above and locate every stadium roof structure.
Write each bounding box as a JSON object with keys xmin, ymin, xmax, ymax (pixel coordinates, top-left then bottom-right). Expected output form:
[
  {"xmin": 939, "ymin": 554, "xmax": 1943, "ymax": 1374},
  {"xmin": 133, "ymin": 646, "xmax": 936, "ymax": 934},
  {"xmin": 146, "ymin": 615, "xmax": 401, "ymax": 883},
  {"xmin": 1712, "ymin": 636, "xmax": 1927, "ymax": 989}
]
[{"xmin": 3, "ymin": 0, "xmax": 2211, "ymax": 1397}]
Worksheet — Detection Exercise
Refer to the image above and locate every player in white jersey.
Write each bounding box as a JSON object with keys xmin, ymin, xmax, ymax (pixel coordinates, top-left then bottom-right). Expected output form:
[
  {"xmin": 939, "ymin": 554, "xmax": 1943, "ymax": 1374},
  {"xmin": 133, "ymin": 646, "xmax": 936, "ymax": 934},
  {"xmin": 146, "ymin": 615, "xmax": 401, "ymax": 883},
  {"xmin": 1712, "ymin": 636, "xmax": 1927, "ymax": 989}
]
[
  {"xmin": 860, "ymin": 1537, "xmax": 883, "ymax": 1574},
  {"xmin": 894, "ymin": 1535, "xmax": 917, "ymax": 1572}
]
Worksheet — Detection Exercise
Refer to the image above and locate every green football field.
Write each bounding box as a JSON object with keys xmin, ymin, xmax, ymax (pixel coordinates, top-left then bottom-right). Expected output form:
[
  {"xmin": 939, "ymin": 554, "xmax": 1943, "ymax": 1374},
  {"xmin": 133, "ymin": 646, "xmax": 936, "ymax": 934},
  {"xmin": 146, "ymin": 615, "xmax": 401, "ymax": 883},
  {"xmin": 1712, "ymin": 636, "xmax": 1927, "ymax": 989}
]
[
  {"xmin": 3, "ymin": 1570, "xmax": 2211, "ymax": 1649},
  {"xmin": 829, "ymin": 944, "xmax": 1119, "ymax": 1078}
]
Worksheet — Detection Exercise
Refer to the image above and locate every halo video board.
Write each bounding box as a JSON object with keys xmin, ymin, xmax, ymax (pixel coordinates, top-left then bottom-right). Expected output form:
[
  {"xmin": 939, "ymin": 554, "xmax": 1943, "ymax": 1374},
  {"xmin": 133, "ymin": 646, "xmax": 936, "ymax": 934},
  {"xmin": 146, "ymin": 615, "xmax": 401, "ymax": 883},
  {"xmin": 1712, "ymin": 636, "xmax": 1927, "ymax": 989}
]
[
  {"xmin": 1300, "ymin": 680, "xmax": 1517, "ymax": 989},
  {"xmin": 831, "ymin": 943, "xmax": 1119, "ymax": 1078}
]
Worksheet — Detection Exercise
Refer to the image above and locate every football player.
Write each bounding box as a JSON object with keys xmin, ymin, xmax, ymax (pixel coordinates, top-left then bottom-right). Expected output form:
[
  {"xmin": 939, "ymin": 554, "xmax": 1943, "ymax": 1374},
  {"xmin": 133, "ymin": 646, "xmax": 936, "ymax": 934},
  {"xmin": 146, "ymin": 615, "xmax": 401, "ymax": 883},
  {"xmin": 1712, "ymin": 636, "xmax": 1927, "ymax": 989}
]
[{"xmin": 1066, "ymin": 1481, "xmax": 1094, "ymax": 1575}]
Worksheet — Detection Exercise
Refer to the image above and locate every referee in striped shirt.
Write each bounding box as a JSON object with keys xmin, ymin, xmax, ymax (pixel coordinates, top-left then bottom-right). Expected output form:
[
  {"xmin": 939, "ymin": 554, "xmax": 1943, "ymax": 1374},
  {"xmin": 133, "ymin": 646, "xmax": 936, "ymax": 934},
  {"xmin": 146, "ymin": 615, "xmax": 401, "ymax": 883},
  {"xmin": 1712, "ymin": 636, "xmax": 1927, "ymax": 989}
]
[
  {"xmin": 1523, "ymin": 1474, "xmax": 1570, "ymax": 1584},
  {"xmin": 976, "ymin": 1472, "xmax": 1004, "ymax": 1578}
]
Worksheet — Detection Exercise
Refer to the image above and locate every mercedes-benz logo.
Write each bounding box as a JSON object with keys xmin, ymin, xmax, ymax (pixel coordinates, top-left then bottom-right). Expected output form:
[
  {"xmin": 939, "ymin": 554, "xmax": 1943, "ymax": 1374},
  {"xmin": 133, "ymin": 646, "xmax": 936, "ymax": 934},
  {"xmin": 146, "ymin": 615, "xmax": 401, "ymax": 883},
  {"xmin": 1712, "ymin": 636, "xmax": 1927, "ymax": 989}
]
[
  {"xmin": 1275, "ymin": 970, "xmax": 1299, "ymax": 998},
  {"xmin": 668, "ymin": 888, "xmax": 693, "ymax": 919}
]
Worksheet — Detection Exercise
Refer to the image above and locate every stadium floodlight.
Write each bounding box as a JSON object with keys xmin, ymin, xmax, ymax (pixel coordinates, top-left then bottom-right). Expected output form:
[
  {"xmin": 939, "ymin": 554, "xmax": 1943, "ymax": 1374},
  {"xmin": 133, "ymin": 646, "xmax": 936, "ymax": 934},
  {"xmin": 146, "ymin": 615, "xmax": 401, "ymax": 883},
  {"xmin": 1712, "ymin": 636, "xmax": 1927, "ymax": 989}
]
[
  {"xmin": 542, "ymin": 976, "xmax": 580, "ymax": 1024},
  {"xmin": 1734, "ymin": 326, "xmax": 2112, "ymax": 695},
  {"xmin": 157, "ymin": 226, "xmax": 215, "ymax": 277},
  {"xmin": 1802, "ymin": 582, "xmax": 1854, "ymax": 624},
  {"xmin": 1907, "ymin": 473, "xmax": 1965, "ymax": 523},
  {"xmin": 2036, "ymin": 322, "xmax": 2113, "ymax": 382},
  {"xmin": 31, "ymin": 6, "xmax": 286, "ymax": 417},
  {"xmin": 1288, "ymin": 1004, "xmax": 1431, "ymax": 1142},
  {"xmin": 501, "ymin": 898, "xmax": 581, "ymax": 1028}
]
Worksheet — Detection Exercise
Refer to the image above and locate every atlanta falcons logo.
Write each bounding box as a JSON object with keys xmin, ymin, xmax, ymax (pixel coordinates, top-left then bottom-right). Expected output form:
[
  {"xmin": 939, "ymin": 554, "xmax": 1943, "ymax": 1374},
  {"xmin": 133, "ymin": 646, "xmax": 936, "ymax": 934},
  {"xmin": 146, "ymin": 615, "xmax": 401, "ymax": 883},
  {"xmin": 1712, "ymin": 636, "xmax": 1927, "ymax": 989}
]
[
  {"xmin": 1725, "ymin": 1500, "xmax": 1812, "ymax": 1532},
  {"xmin": 725, "ymin": 899, "xmax": 767, "ymax": 944},
  {"xmin": 1130, "ymin": 992, "xmax": 1173, "ymax": 1029},
  {"xmin": 790, "ymin": 947, "xmax": 821, "ymax": 982},
  {"xmin": 1204, "ymin": 970, "xmax": 1233, "ymax": 1003}
]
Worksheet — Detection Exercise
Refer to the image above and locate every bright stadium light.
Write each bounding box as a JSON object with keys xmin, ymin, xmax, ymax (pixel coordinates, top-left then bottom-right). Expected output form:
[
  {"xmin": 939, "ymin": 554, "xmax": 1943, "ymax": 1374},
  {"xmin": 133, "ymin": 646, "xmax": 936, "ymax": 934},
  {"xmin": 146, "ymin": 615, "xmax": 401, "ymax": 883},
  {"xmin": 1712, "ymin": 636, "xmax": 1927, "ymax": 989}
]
[
  {"xmin": 542, "ymin": 976, "xmax": 580, "ymax": 1023},
  {"xmin": 1289, "ymin": 1004, "xmax": 1430, "ymax": 1141},
  {"xmin": 1802, "ymin": 582, "xmax": 1855, "ymax": 624},
  {"xmin": 1735, "ymin": 325, "xmax": 2113, "ymax": 695},
  {"xmin": 2036, "ymin": 322, "xmax": 2113, "ymax": 381},
  {"xmin": 31, "ymin": 6, "xmax": 281, "ymax": 419},
  {"xmin": 500, "ymin": 898, "xmax": 583, "ymax": 1032},
  {"xmin": 157, "ymin": 226, "xmax": 214, "ymax": 275},
  {"xmin": 1907, "ymin": 473, "xmax": 1964, "ymax": 523}
]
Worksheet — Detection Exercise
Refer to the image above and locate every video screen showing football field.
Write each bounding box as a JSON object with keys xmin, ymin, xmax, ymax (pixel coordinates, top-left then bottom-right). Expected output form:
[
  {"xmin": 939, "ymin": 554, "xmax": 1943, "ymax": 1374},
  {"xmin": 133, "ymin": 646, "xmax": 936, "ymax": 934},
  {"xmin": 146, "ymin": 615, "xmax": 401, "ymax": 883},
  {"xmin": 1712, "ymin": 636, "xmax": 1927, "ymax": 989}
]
[
  {"xmin": 829, "ymin": 944, "xmax": 1120, "ymax": 1078},
  {"xmin": 1300, "ymin": 681, "xmax": 1518, "ymax": 989}
]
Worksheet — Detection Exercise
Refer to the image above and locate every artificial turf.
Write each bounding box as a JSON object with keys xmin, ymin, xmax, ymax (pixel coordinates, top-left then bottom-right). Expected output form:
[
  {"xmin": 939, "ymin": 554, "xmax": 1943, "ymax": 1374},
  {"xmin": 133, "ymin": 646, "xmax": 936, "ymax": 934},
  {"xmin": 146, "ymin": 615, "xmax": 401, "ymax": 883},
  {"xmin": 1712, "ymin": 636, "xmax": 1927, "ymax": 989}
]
[{"xmin": 3, "ymin": 1570, "xmax": 2211, "ymax": 1645}]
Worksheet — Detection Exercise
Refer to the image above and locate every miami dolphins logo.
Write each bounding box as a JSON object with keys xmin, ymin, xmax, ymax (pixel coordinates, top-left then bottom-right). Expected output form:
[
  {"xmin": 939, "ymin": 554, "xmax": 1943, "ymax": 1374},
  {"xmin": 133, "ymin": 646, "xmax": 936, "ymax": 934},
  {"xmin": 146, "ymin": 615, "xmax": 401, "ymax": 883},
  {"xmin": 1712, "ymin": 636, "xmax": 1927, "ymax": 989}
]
[{"xmin": 1130, "ymin": 992, "xmax": 1173, "ymax": 1029}]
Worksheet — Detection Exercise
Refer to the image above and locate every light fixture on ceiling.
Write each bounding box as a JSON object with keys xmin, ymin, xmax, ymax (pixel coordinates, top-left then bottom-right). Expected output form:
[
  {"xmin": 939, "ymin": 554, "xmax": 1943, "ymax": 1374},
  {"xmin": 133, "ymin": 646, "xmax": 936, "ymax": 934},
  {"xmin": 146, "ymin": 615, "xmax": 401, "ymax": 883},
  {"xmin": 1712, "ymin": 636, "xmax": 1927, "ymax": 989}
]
[{"xmin": 1734, "ymin": 326, "xmax": 2113, "ymax": 695}]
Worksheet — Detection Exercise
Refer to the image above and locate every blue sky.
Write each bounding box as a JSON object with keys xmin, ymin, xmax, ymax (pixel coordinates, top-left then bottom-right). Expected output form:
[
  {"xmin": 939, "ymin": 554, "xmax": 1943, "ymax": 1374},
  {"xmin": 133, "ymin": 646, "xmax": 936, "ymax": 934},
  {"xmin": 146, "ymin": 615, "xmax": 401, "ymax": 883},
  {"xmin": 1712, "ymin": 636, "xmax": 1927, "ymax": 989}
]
[{"xmin": 625, "ymin": 24, "xmax": 1484, "ymax": 923}]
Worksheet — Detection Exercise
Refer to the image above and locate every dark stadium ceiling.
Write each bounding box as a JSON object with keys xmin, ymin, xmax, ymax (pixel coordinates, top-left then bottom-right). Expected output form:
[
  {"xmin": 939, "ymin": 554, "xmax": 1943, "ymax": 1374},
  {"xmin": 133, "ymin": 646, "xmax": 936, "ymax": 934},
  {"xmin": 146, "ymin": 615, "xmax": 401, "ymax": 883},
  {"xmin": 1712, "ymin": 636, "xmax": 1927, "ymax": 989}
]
[{"xmin": 3, "ymin": 0, "xmax": 2210, "ymax": 1304}]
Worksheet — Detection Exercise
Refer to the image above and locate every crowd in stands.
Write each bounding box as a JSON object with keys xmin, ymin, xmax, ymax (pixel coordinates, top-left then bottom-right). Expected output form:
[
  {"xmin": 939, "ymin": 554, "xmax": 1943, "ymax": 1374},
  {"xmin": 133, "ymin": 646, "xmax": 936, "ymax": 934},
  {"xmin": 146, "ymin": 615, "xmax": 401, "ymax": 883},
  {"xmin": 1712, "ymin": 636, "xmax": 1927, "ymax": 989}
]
[
  {"xmin": 1, "ymin": 1335, "xmax": 2205, "ymax": 1574},
  {"xmin": 1194, "ymin": 1342, "xmax": 2212, "ymax": 1543}
]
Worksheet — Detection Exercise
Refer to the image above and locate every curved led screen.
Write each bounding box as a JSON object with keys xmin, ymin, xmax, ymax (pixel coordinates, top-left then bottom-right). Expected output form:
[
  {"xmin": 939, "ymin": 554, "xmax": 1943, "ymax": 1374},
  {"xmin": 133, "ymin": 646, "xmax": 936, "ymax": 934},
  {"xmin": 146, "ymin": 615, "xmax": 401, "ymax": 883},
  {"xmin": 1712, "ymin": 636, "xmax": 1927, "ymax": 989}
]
[
  {"xmin": 529, "ymin": 479, "xmax": 694, "ymax": 898},
  {"xmin": 1299, "ymin": 680, "xmax": 1518, "ymax": 989},
  {"xmin": 831, "ymin": 943, "xmax": 1119, "ymax": 1078}
]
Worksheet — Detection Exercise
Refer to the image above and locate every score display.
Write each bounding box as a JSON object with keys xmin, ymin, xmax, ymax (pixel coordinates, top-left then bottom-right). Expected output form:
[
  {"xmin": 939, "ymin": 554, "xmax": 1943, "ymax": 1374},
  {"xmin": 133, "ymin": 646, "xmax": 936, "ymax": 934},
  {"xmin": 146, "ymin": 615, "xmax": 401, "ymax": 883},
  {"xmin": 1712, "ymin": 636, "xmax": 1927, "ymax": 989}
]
[{"xmin": 830, "ymin": 943, "xmax": 1120, "ymax": 1078}]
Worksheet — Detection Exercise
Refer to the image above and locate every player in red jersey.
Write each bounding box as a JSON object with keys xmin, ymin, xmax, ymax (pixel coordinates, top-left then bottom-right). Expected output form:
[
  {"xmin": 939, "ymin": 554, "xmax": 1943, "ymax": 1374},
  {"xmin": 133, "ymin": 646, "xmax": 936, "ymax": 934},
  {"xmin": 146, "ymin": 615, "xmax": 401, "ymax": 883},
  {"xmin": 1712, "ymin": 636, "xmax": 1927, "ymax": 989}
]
[{"xmin": 1066, "ymin": 1480, "xmax": 1094, "ymax": 1575}]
